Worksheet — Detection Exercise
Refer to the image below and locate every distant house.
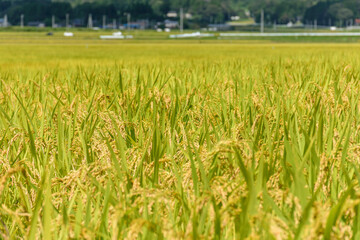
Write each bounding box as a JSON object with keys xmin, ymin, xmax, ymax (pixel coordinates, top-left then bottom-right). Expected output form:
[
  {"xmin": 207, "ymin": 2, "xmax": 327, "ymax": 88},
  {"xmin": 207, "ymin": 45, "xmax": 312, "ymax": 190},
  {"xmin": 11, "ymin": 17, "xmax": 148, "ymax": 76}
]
[
  {"xmin": 0, "ymin": 18, "xmax": 11, "ymax": 27},
  {"xmin": 167, "ymin": 11, "xmax": 178, "ymax": 18},
  {"xmin": 28, "ymin": 21, "xmax": 45, "ymax": 27},
  {"xmin": 208, "ymin": 24, "xmax": 231, "ymax": 31},
  {"xmin": 123, "ymin": 20, "xmax": 149, "ymax": 30},
  {"xmin": 165, "ymin": 19, "xmax": 179, "ymax": 28},
  {"xmin": 185, "ymin": 13, "xmax": 193, "ymax": 20},
  {"xmin": 72, "ymin": 19, "xmax": 84, "ymax": 27},
  {"xmin": 167, "ymin": 11, "xmax": 192, "ymax": 19}
]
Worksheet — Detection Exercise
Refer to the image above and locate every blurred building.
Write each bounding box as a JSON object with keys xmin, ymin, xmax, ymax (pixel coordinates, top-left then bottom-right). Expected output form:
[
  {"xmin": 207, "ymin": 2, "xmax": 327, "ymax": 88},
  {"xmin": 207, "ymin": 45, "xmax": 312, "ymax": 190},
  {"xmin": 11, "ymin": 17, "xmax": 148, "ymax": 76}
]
[
  {"xmin": 0, "ymin": 18, "xmax": 10, "ymax": 27},
  {"xmin": 167, "ymin": 12, "xmax": 178, "ymax": 18},
  {"xmin": 164, "ymin": 19, "xmax": 179, "ymax": 28},
  {"xmin": 208, "ymin": 24, "xmax": 231, "ymax": 31},
  {"xmin": 27, "ymin": 21, "xmax": 45, "ymax": 28},
  {"xmin": 123, "ymin": 20, "xmax": 149, "ymax": 30}
]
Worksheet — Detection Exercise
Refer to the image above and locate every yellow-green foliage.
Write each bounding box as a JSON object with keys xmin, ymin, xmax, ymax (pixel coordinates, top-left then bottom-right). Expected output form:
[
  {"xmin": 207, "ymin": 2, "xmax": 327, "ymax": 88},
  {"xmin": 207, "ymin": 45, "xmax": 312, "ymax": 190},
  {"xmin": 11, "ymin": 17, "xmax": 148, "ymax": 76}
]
[{"xmin": 1, "ymin": 43, "xmax": 360, "ymax": 239}]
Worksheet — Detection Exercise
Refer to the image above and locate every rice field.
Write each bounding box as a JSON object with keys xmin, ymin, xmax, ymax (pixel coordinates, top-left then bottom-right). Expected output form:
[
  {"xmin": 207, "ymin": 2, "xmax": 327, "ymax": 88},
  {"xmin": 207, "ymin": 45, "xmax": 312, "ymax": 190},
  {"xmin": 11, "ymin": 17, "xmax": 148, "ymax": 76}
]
[{"xmin": 1, "ymin": 42, "xmax": 360, "ymax": 239}]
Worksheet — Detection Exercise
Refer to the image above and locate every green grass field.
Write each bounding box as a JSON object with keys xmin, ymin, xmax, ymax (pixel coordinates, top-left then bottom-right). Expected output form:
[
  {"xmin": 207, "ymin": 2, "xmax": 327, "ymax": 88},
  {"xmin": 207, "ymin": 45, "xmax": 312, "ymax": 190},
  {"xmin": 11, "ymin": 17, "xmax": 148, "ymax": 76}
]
[
  {"xmin": 1, "ymin": 29, "xmax": 360, "ymax": 43},
  {"xmin": 1, "ymin": 37, "xmax": 360, "ymax": 239}
]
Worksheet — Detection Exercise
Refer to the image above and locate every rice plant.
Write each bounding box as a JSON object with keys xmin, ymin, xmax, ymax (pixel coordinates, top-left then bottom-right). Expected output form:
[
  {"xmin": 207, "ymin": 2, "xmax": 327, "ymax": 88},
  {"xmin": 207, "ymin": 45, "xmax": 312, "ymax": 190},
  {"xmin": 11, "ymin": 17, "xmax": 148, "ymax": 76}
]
[{"xmin": 0, "ymin": 43, "xmax": 360, "ymax": 239}]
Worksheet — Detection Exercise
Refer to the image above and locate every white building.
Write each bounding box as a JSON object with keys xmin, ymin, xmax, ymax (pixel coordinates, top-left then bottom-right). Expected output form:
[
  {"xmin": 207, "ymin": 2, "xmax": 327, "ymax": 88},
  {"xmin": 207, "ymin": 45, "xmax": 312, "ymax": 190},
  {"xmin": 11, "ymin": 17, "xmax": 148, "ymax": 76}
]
[
  {"xmin": 0, "ymin": 17, "xmax": 10, "ymax": 27},
  {"xmin": 167, "ymin": 11, "xmax": 178, "ymax": 18},
  {"xmin": 164, "ymin": 19, "xmax": 179, "ymax": 28}
]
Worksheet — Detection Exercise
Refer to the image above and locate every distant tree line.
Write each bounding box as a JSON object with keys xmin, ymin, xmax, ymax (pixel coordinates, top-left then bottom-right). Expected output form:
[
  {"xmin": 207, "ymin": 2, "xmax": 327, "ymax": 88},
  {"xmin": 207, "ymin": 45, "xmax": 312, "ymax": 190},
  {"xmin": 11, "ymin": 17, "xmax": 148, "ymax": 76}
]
[
  {"xmin": 249, "ymin": 0, "xmax": 360, "ymax": 26},
  {"xmin": 303, "ymin": 0, "xmax": 360, "ymax": 26},
  {"xmin": 0, "ymin": 0, "xmax": 250, "ymax": 27},
  {"xmin": 0, "ymin": 0, "xmax": 360, "ymax": 27}
]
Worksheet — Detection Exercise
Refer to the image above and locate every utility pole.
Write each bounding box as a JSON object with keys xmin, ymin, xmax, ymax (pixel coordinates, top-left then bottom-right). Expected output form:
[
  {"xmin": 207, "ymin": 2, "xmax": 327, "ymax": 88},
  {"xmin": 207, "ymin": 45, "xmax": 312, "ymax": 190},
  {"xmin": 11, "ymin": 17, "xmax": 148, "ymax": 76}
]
[
  {"xmin": 4, "ymin": 14, "xmax": 8, "ymax": 27},
  {"xmin": 314, "ymin": 19, "xmax": 317, "ymax": 30},
  {"xmin": 113, "ymin": 19, "xmax": 116, "ymax": 29},
  {"xmin": 52, "ymin": 15, "xmax": 55, "ymax": 28},
  {"xmin": 88, "ymin": 14, "xmax": 93, "ymax": 29},
  {"xmin": 65, "ymin": 13, "xmax": 69, "ymax": 30},
  {"xmin": 102, "ymin": 15, "xmax": 106, "ymax": 29},
  {"xmin": 180, "ymin": 8, "xmax": 184, "ymax": 32},
  {"xmin": 260, "ymin": 9, "xmax": 264, "ymax": 33},
  {"xmin": 20, "ymin": 14, "xmax": 24, "ymax": 28},
  {"xmin": 127, "ymin": 13, "xmax": 131, "ymax": 31}
]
